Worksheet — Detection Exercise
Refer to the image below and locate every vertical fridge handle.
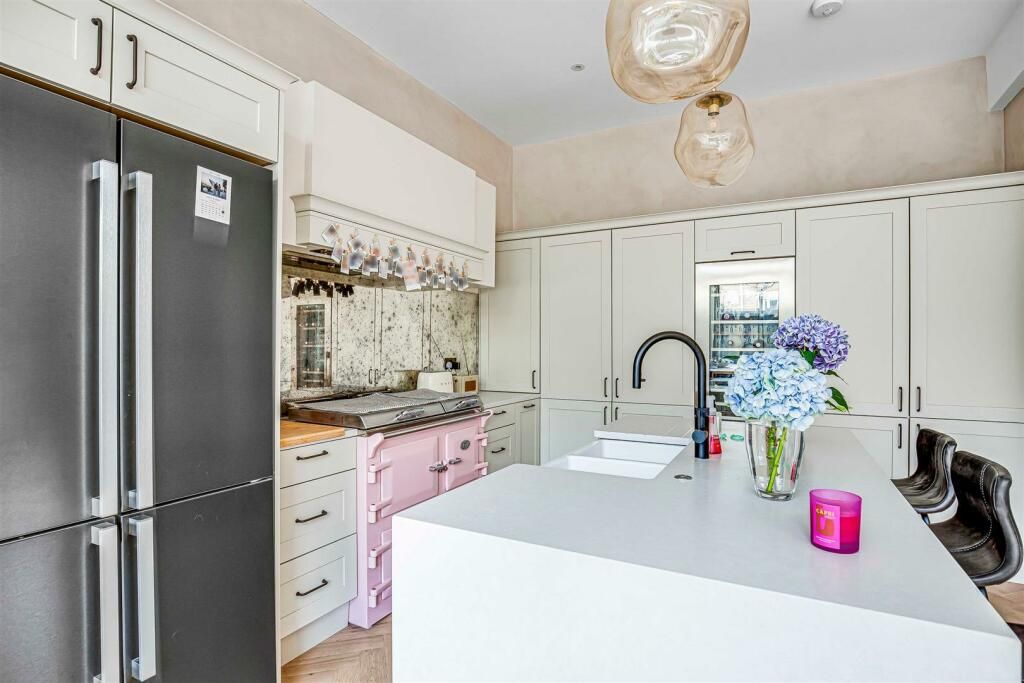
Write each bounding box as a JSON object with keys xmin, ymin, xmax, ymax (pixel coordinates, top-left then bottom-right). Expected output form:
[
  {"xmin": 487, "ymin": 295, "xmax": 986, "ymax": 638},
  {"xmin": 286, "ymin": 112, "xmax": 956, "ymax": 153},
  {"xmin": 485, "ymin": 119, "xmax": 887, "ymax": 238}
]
[
  {"xmin": 91, "ymin": 161, "xmax": 119, "ymax": 518},
  {"xmin": 90, "ymin": 522, "xmax": 120, "ymax": 683},
  {"xmin": 129, "ymin": 516, "xmax": 157, "ymax": 681},
  {"xmin": 128, "ymin": 171, "xmax": 154, "ymax": 510}
]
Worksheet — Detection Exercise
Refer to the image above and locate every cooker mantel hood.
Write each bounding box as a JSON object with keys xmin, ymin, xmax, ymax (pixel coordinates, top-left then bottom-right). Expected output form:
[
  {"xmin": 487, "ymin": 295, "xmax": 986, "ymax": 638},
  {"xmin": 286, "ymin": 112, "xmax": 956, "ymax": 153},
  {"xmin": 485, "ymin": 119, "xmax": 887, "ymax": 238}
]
[{"xmin": 282, "ymin": 81, "xmax": 496, "ymax": 287}]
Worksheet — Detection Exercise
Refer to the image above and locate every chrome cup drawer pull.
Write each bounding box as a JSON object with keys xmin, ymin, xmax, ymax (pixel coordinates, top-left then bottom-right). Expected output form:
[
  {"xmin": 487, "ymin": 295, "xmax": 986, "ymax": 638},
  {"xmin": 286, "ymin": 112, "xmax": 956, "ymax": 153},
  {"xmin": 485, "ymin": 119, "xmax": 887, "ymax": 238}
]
[
  {"xmin": 295, "ymin": 509, "xmax": 328, "ymax": 524},
  {"xmin": 296, "ymin": 449, "xmax": 329, "ymax": 461},
  {"xmin": 295, "ymin": 578, "xmax": 328, "ymax": 597}
]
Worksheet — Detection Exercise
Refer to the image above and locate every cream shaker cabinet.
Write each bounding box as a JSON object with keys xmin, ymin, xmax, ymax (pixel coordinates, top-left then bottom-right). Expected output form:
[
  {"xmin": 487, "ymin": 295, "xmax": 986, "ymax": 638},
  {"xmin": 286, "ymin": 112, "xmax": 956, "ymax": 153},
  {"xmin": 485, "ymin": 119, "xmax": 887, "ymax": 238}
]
[
  {"xmin": 796, "ymin": 199, "xmax": 910, "ymax": 418},
  {"xmin": 0, "ymin": 0, "xmax": 113, "ymax": 100},
  {"xmin": 480, "ymin": 240, "xmax": 541, "ymax": 393},
  {"xmin": 694, "ymin": 210, "xmax": 795, "ymax": 262},
  {"xmin": 806, "ymin": 415, "xmax": 910, "ymax": 479},
  {"xmin": 539, "ymin": 399, "xmax": 610, "ymax": 464},
  {"xmin": 110, "ymin": 10, "xmax": 279, "ymax": 161},
  {"xmin": 516, "ymin": 400, "xmax": 540, "ymax": 466},
  {"xmin": 541, "ymin": 231, "xmax": 612, "ymax": 401},
  {"xmin": 910, "ymin": 186, "xmax": 1024, "ymax": 423},
  {"xmin": 612, "ymin": 222, "xmax": 695, "ymax": 406},
  {"xmin": 611, "ymin": 401, "xmax": 692, "ymax": 425}
]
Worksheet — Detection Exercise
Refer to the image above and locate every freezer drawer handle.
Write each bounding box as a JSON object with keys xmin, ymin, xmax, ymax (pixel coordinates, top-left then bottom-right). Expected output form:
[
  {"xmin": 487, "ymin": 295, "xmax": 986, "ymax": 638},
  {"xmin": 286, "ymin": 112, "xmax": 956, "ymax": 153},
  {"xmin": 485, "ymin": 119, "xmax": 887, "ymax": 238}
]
[
  {"xmin": 730, "ymin": 250, "xmax": 756, "ymax": 256},
  {"xmin": 126, "ymin": 34, "xmax": 139, "ymax": 88},
  {"xmin": 128, "ymin": 171, "xmax": 154, "ymax": 510},
  {"xmin": 91, "ymin": 160, "xmax": 119, "ymax": 518},
  {"xmin": 523, "ymin": 404, "xmax": 536, "ymax": 409},
  {"xmin": 490, "ymin": 447, "xmax": 507, "ymax": 454},
  {"xmin": 492, "ymin": 410, "xmax": 508, "ymax": 416},
  {"xmin": 129, "ymin": 516, "xmax": 157, "ymax": 682},
  {"xmin": 295, "ymin": 579, "xmax": 329, "ymax": 597},
  {"xmin": 295, "ymin": 509, "xmax": 328, "ymax": 524},
  {"xmin": 91, "ymin": 523, "xmax": 120, "ymax": 683},
  {"xmin": 368, "ymin": 541, "xmax": 392, "ymax": 569},
  {"xmin": 295, "ymin": 449, "xmax": 329, "ymax": 461}
]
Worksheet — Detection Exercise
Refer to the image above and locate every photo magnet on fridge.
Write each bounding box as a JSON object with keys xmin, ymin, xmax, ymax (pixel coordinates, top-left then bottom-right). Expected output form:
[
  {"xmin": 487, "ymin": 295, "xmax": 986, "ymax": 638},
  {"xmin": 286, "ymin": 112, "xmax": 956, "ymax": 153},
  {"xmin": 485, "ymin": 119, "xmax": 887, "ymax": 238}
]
[{"xmin": 195, "ymin": 166, "xmax": 232, "ymax": 225}]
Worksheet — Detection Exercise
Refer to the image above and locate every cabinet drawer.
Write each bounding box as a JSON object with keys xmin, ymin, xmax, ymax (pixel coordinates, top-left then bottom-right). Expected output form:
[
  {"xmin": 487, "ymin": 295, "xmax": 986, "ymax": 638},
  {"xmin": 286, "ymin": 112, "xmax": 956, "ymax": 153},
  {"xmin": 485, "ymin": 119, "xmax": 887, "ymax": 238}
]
[
  {"xmin": 279, "ymin": 535, "xmax": 357, "ymax": 637},
  {"xmin": 0, "ymin": 0, "xmax": 113, "ymax": 101},
  {"xmin": 485, "ymin": 405, "xmax": 517, "ymax": 431},
  {"xmin": 695, "ymin": 210, "xmax": 795, "ymax": 262},
  {"xmin": 280, "ymin": 437, "xmax": 357, "ymax": 488},
  {"xmin": 110, "ymin": 10, "xmax": 279, "ymax": 161},
  {"xmin": 486, "ymin": 425, "xmax": 515, "ymax": 472},
  {"xmin": 280, "ymin": 471, "xmax": 356, "ymax": 562}
]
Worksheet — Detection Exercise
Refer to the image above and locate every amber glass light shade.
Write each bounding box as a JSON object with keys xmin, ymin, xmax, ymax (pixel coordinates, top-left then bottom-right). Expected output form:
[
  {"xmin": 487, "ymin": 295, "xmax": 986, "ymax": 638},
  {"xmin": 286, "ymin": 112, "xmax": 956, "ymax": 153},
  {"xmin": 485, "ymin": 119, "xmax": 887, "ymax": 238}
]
[
  {"xmin": 674, "ymin": 91, "xmax": 754, "ymax": 187},
  {"xmin": 606, "ymin": 0, "xmax": 750, "ymax": 104}
]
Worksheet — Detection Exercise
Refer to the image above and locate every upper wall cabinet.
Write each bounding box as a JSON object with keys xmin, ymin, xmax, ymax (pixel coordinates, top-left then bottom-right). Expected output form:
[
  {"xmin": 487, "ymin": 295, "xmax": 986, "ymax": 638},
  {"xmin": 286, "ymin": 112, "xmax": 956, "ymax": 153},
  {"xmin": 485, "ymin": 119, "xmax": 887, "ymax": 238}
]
[
  {"xmin": 797, "ymin": 199, "xmax": 909, "ymax": 417},
  {"xmin": 0, "ymin": 2, "xmax": 288, "ymax": 162},
  {"xmin": 695, "ymin": 210, "xmax": 795, "ymax": 262},
  {"xmin": 541, "ymin": 231, "xmax": 612, "ymax": 401},
  {"xmin": 284, "ymin": 81, "xmax": 496, "ymax": 285},
  {"xmin": 111, "ymin": 11, "xmax": 279, "ymax": 162},
  {"xmin": 612, "ymin": 222, "xmax": 695, "ymax": 406},
  {"xmin": 0, "ymin": 0, "xmax": 113, "ymax": 101},
  {"xmin": 480, "ymin": 239, "xmax": 541, "ymax": 393},
  {"xmin": 911, "ymin": 186, "xmax": 1024, "ymax": 422}
]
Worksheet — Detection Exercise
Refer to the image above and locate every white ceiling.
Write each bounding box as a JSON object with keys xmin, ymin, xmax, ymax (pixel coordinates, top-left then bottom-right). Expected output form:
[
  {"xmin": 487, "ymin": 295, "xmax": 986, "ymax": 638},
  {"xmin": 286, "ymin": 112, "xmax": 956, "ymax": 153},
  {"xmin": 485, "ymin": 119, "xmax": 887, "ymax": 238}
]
[{"xmin": 306, "ymin": 0, "xmax": 1020, "ymax": 145}]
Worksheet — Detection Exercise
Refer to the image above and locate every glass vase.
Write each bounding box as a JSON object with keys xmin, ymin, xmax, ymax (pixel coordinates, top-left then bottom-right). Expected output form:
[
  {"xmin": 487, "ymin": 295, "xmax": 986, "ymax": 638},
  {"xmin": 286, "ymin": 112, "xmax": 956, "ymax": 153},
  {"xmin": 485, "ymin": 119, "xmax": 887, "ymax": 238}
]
[{"xmin": 746, "ymin": 420, "xmax": 804, "ymax": 501}]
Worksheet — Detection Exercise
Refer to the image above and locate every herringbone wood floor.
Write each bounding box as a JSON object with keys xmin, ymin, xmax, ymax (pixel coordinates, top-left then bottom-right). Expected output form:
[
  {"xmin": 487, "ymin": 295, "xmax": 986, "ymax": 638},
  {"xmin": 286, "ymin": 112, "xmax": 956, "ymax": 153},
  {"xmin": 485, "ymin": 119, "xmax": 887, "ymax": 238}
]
[
  {"xmin": 282, "ymin": 616, "xmax": 391, "ymax": 683},
  {"xmin": 281, "ymin": 588, "xmax": 1024, "ymax": 682}
]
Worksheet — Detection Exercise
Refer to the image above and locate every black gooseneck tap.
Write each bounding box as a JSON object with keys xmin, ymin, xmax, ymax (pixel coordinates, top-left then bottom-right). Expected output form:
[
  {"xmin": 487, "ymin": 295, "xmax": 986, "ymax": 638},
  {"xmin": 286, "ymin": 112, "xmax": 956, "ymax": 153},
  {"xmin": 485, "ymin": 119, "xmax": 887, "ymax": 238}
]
[{"xmin": 632, "ymin": 331, "xmax": 711, "ymax": 459}]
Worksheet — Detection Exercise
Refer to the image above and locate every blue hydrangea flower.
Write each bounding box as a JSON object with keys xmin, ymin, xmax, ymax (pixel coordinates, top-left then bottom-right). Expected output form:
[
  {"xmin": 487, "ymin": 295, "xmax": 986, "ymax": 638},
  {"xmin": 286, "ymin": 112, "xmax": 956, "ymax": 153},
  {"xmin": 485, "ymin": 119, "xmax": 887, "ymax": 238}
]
[
  {"xmin": 725, "ymin": 349, "xmax": 831, "ymax": 431},
  {"xmin": 772, "ymin": 314, "xmax": 850, "ymax": 372}
]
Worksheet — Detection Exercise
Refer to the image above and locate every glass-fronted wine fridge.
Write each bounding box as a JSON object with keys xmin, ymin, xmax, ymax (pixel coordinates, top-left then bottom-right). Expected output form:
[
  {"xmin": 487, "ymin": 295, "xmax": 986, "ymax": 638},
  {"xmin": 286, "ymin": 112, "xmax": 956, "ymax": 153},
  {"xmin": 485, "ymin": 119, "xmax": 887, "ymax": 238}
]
[{"xmin": 695, "ymin": 257, "xmax": 795, "ymax": 418}]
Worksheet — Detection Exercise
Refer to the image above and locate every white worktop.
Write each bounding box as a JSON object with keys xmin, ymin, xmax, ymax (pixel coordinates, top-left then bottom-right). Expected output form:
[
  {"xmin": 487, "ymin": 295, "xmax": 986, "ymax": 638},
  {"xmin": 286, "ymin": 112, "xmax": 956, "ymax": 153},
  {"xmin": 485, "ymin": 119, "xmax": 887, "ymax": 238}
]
[
  {"xmin": 394, "ymin": 427, "xmax": 1020, "ymax": 681},
  {"xmin": 476, "ymin": 391, "xmax": 536, "ymax": 409}
]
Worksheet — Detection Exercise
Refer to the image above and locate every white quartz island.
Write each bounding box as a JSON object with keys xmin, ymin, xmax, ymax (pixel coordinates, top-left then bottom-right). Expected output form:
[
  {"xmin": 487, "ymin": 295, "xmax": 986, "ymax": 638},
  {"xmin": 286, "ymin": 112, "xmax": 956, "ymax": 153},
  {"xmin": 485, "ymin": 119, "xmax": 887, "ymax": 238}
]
[{"xmin": 392, "ymin": 428, "xmax": 1020, "ymax": 682}]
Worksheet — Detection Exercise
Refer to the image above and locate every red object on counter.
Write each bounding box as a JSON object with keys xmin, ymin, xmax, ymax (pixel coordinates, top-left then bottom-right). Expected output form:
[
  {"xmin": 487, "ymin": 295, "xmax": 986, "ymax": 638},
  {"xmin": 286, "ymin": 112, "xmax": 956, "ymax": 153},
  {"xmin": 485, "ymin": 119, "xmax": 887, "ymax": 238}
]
[{"xmin": 708, "ymin": 406, "xmax": 722, "ymax": 457}]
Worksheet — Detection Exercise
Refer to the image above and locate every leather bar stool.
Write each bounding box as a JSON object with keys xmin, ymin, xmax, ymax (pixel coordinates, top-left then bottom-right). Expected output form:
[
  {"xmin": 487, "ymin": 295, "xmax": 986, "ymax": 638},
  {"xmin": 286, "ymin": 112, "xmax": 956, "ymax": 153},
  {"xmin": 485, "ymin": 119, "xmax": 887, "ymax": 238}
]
[
  {"xmin": 892, "ymin": 428, "xmax": 957, "ymax": 523},
  {"xmin": 929, "ymin": 450, "xmax": 1023, "ymax": 596}
]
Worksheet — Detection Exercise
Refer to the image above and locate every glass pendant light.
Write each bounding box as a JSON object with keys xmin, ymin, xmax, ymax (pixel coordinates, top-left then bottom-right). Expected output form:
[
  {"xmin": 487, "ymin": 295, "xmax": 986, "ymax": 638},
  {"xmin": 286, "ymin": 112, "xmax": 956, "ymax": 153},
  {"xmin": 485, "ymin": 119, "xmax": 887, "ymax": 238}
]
[
  {"xmin": 606, "ymin": 0, "xmax": 750, "ymax": 104},
  {"xmin": 674, "ymin": 90, "xmax": 754, "ymax": 187}
]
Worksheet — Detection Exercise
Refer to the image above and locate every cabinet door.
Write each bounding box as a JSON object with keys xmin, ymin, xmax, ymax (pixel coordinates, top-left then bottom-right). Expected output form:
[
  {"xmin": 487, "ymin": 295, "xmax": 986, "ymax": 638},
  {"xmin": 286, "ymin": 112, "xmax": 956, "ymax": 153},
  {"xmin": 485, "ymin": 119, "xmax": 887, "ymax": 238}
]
[
  {"xmin": 912, "ymin": 419, "xmax": 1024, "ymax": 565},
  {"xmin": 539, "ymin": 399, "xmax": 610, "ymax": 463},
  {"xmin": 541, "ymin": 231, "xmax": 612, "ymax": 400},
  {"xmin": 612, "ymin": 402, "xmax": 693, "ymax": 427},
  {"xmin": 695, "ymin": 210, "xmax": 795, "ymax": 262},
  {"xmin": 911, "ymin": 187, "xmax": 1024, "ymax": 422},
  {"xmin": 485, "ymin": 425, "xmax": 516, "ymax": 472},
  {"xmin": 480, "ymin": 239, "xmax": 540, "ymax": 393},
  {"xmin": 797, "ymin": 200, "xmax": 909, "ymax": 417},
  {"xmin": 612, "ymin": 222, "xmax": 695, "ymax": 405},
  {"xmin": 517, "ymin": 400, "xmax": 541, "ymax": 466},
  {"xmin": 806, "ymin": 415, "xmax": 910, "ymax": 478},
  {"xmin": 0, "ymin": 0, "xmax": 112, "ymax": 101},
  {"xmin": 110, "ymin": 10, "xmax": 279, "ymax": 161}
]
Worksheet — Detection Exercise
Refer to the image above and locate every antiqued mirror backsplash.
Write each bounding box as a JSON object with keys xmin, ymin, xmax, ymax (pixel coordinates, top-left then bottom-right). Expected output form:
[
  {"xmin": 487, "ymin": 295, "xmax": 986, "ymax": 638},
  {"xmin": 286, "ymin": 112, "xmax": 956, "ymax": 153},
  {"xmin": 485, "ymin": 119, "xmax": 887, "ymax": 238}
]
[{"xmin": 281, "ymin": 266, "xmax": 478, "ymax": 399}]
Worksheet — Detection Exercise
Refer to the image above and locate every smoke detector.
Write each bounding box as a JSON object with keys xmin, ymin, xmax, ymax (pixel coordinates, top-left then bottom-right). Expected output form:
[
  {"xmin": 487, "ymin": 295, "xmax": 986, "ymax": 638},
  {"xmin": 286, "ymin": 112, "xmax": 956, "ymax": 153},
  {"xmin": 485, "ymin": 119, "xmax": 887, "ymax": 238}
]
[{"xmin": 810, "ymin": 0, "xmax": 844, "ymax": 17}]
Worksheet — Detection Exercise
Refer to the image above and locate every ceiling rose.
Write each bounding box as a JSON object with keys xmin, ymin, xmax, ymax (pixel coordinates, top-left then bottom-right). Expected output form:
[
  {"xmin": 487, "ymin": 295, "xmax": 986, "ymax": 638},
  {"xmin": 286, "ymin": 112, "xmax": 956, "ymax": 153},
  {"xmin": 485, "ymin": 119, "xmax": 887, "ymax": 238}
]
[{"xmin": 606, "ymin": 0, "xmax": 751, "ymax": 104}]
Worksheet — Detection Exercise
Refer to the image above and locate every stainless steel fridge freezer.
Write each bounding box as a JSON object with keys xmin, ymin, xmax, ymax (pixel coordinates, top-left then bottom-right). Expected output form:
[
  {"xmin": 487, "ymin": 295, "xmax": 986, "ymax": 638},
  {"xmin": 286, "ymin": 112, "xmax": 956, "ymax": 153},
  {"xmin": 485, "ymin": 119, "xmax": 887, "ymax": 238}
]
[{"xmin": 0, "ymin": 73, "xmax": 276, "ymax": 683}]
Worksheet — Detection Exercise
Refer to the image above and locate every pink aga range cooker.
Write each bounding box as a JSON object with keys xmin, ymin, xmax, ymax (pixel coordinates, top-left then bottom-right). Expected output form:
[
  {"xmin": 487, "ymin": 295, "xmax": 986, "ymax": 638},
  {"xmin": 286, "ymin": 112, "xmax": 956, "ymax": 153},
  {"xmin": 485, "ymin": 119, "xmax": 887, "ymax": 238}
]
[{"xmin": 288, "ymin": 390, "xmax": 490, "ymax": 628}]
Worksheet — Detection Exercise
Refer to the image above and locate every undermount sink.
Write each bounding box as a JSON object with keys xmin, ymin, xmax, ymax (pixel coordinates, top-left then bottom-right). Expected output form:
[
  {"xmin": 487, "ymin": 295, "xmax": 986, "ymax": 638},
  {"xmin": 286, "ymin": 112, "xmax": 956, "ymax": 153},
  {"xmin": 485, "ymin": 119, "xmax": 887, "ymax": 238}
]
[
  {"xmin": 542, "ymin": 438, "xmax": 686, "ymax": 479},
  {"xmin": 544, "ymin": 454, "xmax": 667, "ymax": 479},
  {"xmin": 571, "ymin": 439, "xmax": 685, "ymax": 465}
]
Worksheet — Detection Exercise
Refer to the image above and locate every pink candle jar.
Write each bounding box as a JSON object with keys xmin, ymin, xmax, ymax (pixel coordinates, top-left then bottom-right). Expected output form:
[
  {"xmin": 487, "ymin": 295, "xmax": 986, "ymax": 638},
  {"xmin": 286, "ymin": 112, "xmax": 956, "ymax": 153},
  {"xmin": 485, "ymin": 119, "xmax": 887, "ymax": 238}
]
[{"xmin": 809, "ymin": 489, "xmax": 862, "ymax": 554}]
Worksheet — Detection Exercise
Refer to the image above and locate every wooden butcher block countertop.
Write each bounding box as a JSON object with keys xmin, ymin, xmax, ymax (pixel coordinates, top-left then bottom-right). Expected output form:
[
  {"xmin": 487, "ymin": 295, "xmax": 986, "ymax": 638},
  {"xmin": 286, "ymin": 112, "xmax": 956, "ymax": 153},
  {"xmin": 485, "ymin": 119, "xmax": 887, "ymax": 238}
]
[{"xmin": 280, "ymin": 419, "xmax": 351, "ymax": 449}]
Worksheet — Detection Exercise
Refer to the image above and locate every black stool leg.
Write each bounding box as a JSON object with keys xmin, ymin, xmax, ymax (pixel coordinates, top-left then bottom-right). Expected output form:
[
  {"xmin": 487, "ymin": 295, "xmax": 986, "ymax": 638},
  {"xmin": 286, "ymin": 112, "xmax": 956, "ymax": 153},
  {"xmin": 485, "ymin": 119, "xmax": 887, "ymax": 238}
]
[
  {"xmin": 921, "ymin": 513, "xmax": 931, "ymax": 524},
  {"xmin": 979, "ymin": 585, "xmax": 988, "ymax": 599}
]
